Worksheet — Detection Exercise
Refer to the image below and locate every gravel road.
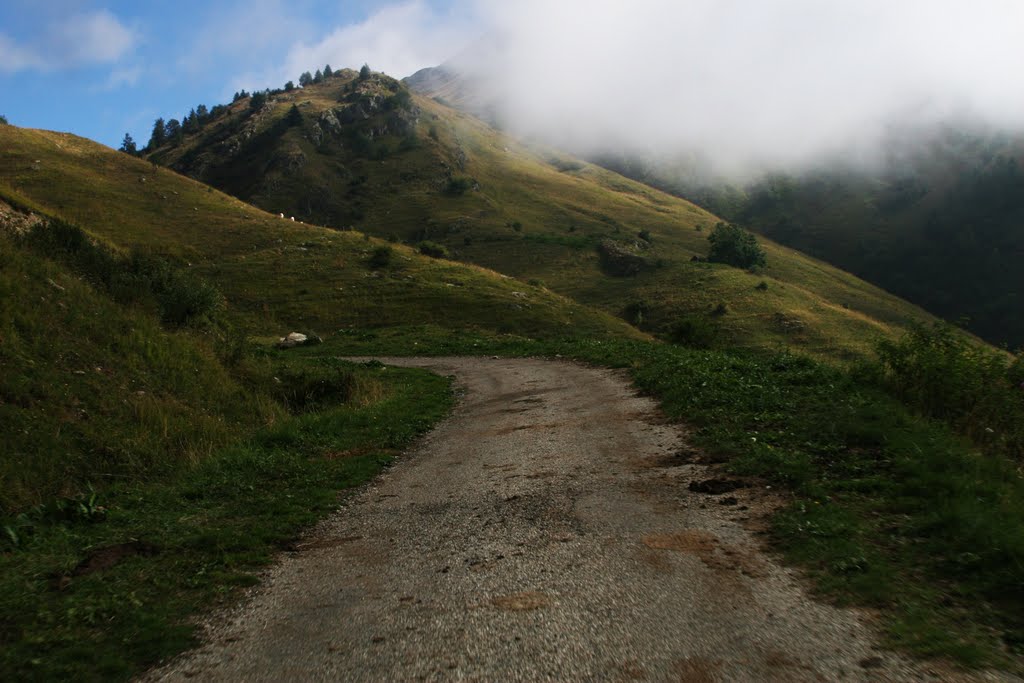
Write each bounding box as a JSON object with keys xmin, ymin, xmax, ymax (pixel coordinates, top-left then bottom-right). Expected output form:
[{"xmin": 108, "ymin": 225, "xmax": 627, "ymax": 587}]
[{"xmin": 146, "ymin": 357, "xmax": 1003, "ymax": 682}]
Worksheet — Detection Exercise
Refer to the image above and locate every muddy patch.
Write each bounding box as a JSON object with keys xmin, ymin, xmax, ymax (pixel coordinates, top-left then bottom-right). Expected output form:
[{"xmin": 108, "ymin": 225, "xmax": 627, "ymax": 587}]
[
  {"xmin": 642, "ymin": 531, "xmax": 768, "ymax": 579},
  {"xmin": 490, "ymin": 591, "xmax": 549, "ymax": 611}
]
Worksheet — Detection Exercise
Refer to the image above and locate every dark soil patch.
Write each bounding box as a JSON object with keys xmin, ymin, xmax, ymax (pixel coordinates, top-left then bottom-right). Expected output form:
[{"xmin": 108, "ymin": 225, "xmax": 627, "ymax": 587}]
[{"xmin": 689, "ymin": 478, "xmax": 747, "ymax": 495}]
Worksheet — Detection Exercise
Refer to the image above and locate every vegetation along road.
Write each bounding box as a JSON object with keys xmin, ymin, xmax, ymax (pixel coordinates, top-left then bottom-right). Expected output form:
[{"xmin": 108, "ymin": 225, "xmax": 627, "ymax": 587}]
[{"xmin": 147, "ymin": 358, "xmax": 999, "ymax": 682}]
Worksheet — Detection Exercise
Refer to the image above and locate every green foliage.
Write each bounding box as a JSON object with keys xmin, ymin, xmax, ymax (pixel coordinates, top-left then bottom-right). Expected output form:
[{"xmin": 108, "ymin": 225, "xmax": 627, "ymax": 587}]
[
  {"xmin": 417, "ymin": 241, "xmax": 448, "ymax": 258},
  {"xmin": 284, "ymin": 80, "xmax": 295, "ymax": 92},
  {"xmin": 866, "ymin": 323, "xmax": 1024, "ymax": 460},
  {"xmin": 444, "ymin": 176, "xmax": 473, "ymax": 196},
  {"xmin": 706, "ymin": 222, "xmax": 766, "ymax": 269},
  {"xmin": 385, "ymin": 89, "xmax": 413, "ymax": 111},
  {"xmin": 286, "ymin": 104, "xmax": 302, "ymax": 127},
  {"xmin": 148, "ymin": 117, "xmax": 166, "ymax": 150},
  {"xmin": 669, "ymin": 314, "xmax": 721, "ymax": 348},
  {"xmin": 249, "ymin": 91, "xmax": 267, "ymax": 112},
  {"xmin": 298, "ymin": 71, "xmax": 313, "ymax": 87},
  {"xmin": 0, "ymin": 114, "xmax": 8, "ymax": 125},
  {"xmin": 368, "ymin": 245, "xmax": 393, "ymax": 269},
  {"xmin": 359, "ymin": 63, "xmax": 371, "ymax": 80},
  {"xmin": 323, "ymin": 64, "xmax": 333, "ymax": 78},
  {"xmin": 119, "ymin": 133, "xmax": 138, "ymax": 155}
]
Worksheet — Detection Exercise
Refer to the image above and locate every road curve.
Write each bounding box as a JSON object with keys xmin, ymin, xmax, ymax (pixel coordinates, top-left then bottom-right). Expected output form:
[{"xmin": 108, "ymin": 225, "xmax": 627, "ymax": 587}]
[{"xmin": 146, "ymin": 357, "xmax": 974, "ymax": 682}]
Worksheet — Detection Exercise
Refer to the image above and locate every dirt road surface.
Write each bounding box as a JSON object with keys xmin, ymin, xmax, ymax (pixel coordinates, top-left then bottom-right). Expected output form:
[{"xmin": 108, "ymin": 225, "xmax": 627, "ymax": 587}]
[{"xmin": 146, "ymin": 357, "xmax": 997, "ymax": 682}]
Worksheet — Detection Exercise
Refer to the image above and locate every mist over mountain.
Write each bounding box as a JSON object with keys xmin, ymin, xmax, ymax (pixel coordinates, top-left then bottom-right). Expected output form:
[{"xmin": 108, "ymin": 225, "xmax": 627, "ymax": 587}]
[{"xmin": 414, "ymin": 0, "xmax": 1024, "ymax": 178}]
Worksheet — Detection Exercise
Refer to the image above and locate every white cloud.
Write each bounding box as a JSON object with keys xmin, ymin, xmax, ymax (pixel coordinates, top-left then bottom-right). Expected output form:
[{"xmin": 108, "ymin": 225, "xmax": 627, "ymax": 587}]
[
  {"xmin": 458, "ymin": 0, "xmax": 1024, "ymax": 175},
  {"xmin": 240, "ymin": 0, "xmax": 475, "ymax": 92},
  {"xmin": 0, "ymin": 33, "xmax": 43, "ymax": 73},
  {"xmin": 0, "ymin": 9, "xmax": 137, "ymax": 74},
  {"xmin": 99, "ymin": 65, "xmax": 144, "ymax": 91}
]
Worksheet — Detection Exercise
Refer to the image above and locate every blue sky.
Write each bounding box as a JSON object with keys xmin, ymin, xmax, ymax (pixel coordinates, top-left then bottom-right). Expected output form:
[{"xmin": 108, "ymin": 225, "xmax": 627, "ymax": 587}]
[{"xmin": 0, "ymin": 0, "xmax": 473, "ymax": 149}]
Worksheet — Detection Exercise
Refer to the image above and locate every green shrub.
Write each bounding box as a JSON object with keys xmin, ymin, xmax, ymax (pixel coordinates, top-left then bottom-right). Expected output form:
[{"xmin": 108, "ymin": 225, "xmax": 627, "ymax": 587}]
[
  {"xmin": 271, "ymin": 365, "xmax": 356, "ymax": 413},
  {"xmin": 418, "ymin": 241, "xmax": 448, "ymax": 258},
  {"xmin": 707, "ymin": 222, "xmax": 766, "ymax": 270},
  {"xmin": 669, "ymin": 314, "xmax": 721, "ymax": 348},
  {"xmin": 368, "ymin": 245, "xmax": 393, "ymax": 269},
  {"xmin": 444, "ymin": 176, "xmax": 473, "ymax": 196}
]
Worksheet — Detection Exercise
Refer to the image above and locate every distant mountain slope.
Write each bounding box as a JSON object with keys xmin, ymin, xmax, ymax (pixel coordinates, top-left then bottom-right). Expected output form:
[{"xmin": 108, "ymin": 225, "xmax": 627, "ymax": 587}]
[
  {"xmin": 139, "ymin": 68, "xmax": 940, "ymax": 362},
  {"xmin": 712, "ymin": 128, "xmax": 1024, "ymax": 348},
  {"xmin": 0, "ymin": 125, "xmax": 641, "ymax": 343}
]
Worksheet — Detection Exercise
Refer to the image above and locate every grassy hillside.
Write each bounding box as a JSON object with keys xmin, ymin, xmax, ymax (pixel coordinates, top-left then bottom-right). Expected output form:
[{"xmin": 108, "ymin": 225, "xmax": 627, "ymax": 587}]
[
  {"xmin": 715, "ymin": 132, "xmax": 1024, "ymax": 349},
  {"xmin": 143, "ymin": 69, "xmax": 939, "ymax": 362},
  {"xmin": 0, "ymin": 125, "xmax": 641, "ymax": 343}
]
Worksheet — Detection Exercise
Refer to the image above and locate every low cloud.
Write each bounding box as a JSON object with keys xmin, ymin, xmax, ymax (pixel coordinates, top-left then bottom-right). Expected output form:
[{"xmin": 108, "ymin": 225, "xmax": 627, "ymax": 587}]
[
  {"xmin": 0, "ymin": 9, "xmax": 137, "ymax": 74},
  {"xmin": 457, "ymin": 0, "xmax": 1024, "ymax": 175}
]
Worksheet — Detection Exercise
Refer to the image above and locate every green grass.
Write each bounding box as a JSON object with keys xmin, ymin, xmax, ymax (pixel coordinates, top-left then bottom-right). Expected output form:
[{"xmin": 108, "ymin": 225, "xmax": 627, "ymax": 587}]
[
  {"xmin": 318, "ymin": 327, "xmax": 1024, "ymax": 671},
  {"xmin": 0, "ymin": 230, "xmax": 279, "ymax": 512},
  {"xmin": 0, "ymin": 126, "xmax": 643, "ymax": 344},
  {"xmin": 0, "ymin": 359, "xmax": 453, "ymax": 681}
]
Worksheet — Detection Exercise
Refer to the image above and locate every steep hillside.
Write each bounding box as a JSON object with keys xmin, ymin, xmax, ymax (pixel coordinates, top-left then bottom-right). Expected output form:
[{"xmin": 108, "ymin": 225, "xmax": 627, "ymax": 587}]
[
  {"xmin": 0, "ymin": 125, "xmax": 641, "ymax": 343},
  {"xmin": 715, "ymin": 129, "xmax": 1024, "ymax": 349},
  {"xmin": 144, "ymin": 69, "xmax": 938, "ymax": 362}
]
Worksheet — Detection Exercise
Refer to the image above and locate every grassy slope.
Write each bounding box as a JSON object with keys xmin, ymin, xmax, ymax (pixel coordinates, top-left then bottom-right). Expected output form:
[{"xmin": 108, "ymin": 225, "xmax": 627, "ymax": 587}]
[
  {"xmin": 0, "ymin": 125, "xmax": 642, "ymax": 343},
  {"xmin": 0, "ymin": 229, "xmax": 280, "ymax": 512},
  {"xmin": 149, "ymin": 73, "xmax": 939, "ymax": 362}
]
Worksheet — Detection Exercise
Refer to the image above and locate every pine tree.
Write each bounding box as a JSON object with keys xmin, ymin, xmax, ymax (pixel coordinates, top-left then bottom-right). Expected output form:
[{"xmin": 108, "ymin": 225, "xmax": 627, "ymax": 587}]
[
  {"xmin": 0, "ymin": 114, "xmax": 8, "ymax": 125},
  {"xmin": 148, "ymin": 117, "xmax": 166, "ymax": 149},
  {"xmin": 284, "ymin": 80, "xmax": 295, "ymax": 92},
  {"xmin": 119, "ymin": 133, "xmax": 137, "ymax": 155},
  {"xmin": 314, "ymin": 68, "xmax": 323, "ymax": 83},
  {"xmin": 299, "ymin": 71, "xmax": 313, "ymax": 87},
  {"xmin": 164, "ymin": 119, "xmax": 182, "ymax": 144},
  {"xmin": 359, "ymin": 63, "xmax": 371, "ymax": 80},
  {"xmin": 323, "ymin": 64, "xmax": 333, "ymax": 78}
]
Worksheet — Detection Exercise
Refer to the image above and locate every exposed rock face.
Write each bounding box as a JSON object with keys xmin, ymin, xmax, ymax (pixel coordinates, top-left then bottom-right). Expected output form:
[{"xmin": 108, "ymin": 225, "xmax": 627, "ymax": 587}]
[
  {"xmin": 0, "ymin": 199, "xmax": 44, "ymax": 235},
  {"xmin": 318, "ymin": 109, "xmax": 343, "ymax": 137}
]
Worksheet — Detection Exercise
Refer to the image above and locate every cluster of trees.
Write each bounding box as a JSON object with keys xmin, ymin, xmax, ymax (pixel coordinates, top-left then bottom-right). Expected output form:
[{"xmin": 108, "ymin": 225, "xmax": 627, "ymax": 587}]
[
  {"xmin": 298, "ymin": 64, "xmax": 339, "ymax": 87},
  {"xmin": 0, "ymin": 114, "xmax": 8, "ymax": 125},
  {"xmin": 129, "ymin": 63, "xmax": 375, "ymax": 157},
  {"xmin": 138, "ymin": 102, "xmax": 230, "ymax": 153}
]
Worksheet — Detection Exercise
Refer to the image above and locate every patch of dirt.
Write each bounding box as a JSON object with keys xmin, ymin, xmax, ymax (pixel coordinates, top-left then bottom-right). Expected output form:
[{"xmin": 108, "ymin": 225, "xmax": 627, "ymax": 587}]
[
  {"xmin": 71, "ymin": 540, "xmax": 160, "ymax": 577},
  {"xmin": 490, "ymin": 591, "xmax": 549, "ymax": 611},
  {"xmin": 642, "ymin": 531, "xmax": 769, "ymax": 579},
  {"xmin": 672, "ymin": 656, "xmax": 721, "ymax": 683},
  {"xmin": 689, "ymin": 478, "xmax": 747, "ymax": 495}
]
